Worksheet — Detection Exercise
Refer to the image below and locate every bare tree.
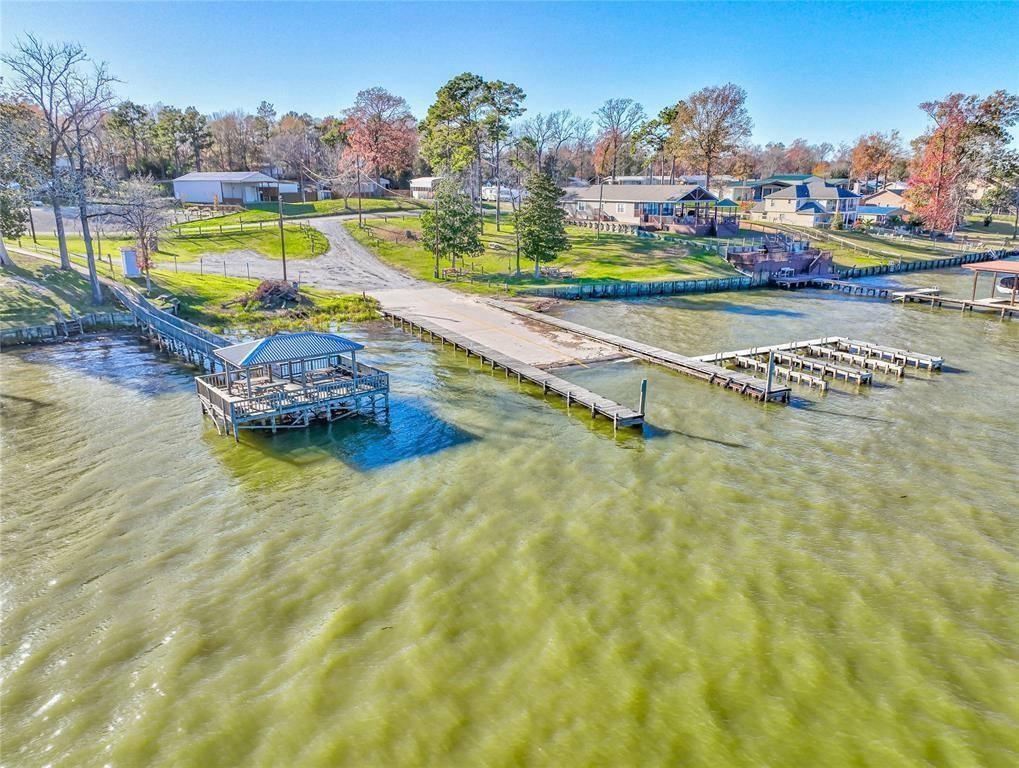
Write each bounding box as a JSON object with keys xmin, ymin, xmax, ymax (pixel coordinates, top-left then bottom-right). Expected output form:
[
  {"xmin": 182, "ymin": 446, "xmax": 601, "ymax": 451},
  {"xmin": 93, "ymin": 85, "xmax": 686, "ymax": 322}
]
[
  {"xmin": 546, "ymin": 110, "xmax": 585, "ymax": 181},
  {"xmin": 519, "ymin": 113, "xmax": 555, "ymax": 173},
  {"xmin": 2, "ymin": 35, "xmax": 88, "ymax": 270},
  {"xmin": 669, "ymin": 83, "xmax": 752, "ymax": 193},
  {"xmin": 594, "ymin": 98, "xmax": 646, "ymax": 182},
  {"xmin": 108, "ymin": 176, "xmax": 175, "ymax": 292},
  {"xmin": 267, "ymin": 114, "xmax": 323, "ymax": 201},
  {"xmin": 60, "ymin": 63, "xmax": 118, "ymax": 304}
]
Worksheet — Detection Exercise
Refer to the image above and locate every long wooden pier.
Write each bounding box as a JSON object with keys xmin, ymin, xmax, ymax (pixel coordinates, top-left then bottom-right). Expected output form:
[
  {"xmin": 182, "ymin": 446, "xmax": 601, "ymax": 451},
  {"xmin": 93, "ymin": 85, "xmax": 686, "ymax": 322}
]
[
  {"xmin": 487, "ymin": 300, "xmax": 792, "ymax": 402},
  {"xmin": 380, "ymin": 309, "xmax": 645, "ymax": 429},
  {"xmin": 802, "ymin": 344, "xmax": 904, "ymax": 376},
  {"xmin": 893, "ymin": 289, "xmax": 1019, "ymax": 319},
  {"xmin": 104, "ymin": 282, "xmax": 229, "ymax": 369}
]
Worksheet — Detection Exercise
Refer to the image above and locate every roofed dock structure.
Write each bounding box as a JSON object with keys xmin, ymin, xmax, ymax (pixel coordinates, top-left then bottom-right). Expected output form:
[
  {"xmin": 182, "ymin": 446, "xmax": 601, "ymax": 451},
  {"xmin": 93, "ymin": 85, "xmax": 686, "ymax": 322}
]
[{"xmin": 195, "ymin": 331, "xmax": 390, "ymax": 440}]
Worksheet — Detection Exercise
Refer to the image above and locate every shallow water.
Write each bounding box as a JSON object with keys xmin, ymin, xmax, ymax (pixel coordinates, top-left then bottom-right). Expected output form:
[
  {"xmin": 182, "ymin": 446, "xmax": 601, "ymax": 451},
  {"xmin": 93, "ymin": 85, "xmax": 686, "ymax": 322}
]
[{"xmin": 2, "ymin": 266, "xmax": 1017, "ymax": 767}]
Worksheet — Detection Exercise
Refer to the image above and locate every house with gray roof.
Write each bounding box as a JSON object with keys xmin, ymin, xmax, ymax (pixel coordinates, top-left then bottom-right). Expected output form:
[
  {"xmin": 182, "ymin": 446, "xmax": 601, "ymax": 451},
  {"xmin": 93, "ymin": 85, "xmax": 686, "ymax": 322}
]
[
  {"xmin": 749, "ymin": 179, "xmax": 860, "ymax": 228},
  {"xmin": 561, "ymin": 183, "xmax": 737, "ymax": 236}
]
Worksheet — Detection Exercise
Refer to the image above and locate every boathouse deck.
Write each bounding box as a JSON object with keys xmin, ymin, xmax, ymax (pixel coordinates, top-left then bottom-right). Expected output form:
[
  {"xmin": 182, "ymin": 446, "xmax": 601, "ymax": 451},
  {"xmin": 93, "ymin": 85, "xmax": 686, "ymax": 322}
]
[
  {"xmin": 195, "ymin": 332, "xmax": 390, "ymax": 439},
  {"xmin": 196, "ymin": 362, "xmax": 389, "ymax": 436}
]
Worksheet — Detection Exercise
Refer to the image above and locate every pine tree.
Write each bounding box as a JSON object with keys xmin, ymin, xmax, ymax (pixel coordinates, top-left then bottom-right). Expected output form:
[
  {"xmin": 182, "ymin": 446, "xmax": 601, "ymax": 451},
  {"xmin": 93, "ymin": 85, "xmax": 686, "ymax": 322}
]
[
  {"xmin": 421, "ymin": 180, "xmax": 483, "ymax": 277},
  {"xmin": 515, "ymin": 172, "xmax": 571, "ymax": 278}
]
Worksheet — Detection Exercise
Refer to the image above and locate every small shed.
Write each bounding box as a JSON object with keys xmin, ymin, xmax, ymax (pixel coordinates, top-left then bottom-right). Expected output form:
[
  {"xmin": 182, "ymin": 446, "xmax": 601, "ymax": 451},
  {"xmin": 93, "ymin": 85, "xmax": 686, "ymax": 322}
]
[{"xmin": 410, "ymin": 177, "xmax": 442, "ymax": 199}]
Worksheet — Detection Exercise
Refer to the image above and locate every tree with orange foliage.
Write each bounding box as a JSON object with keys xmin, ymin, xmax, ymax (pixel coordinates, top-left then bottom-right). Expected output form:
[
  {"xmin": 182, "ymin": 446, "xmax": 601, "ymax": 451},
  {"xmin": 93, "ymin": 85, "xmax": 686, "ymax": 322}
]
[
  {"xmin": 906, "ymin": 91, "xmax": 1019, "ymax": 234},
  {"xmin": 850, "ymin": 131, "xmax": 903, "ymax": 191},
  {"xmin": 342, "ymin": 87, "xmax": 417, "ymax": 189}
]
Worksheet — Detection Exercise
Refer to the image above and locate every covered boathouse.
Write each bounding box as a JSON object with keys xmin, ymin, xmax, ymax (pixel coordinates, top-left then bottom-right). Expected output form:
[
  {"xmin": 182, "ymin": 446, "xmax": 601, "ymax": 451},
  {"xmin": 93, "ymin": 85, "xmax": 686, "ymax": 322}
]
[{"xmin": 194, "ymin": 331, "xmax": 390, "ymax": 440}]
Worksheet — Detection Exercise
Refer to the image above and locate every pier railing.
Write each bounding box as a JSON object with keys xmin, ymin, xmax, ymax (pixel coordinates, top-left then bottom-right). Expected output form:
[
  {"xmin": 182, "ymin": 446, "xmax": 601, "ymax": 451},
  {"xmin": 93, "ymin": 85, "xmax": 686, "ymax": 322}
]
[
  {"xmin": 106, "ymin": 282, "xmax": 228, "ymax": 359},
  {"xmin": 195, "ymin": 365, "xmax": 389, "ymax": 421}
]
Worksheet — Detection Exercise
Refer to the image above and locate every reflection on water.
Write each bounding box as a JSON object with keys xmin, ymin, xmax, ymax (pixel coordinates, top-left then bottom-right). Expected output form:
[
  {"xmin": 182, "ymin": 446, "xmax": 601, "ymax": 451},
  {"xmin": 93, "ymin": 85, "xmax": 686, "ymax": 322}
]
[{"xmin": 2, "ymin": 267, "xmax": 1017, "ymax": 766}]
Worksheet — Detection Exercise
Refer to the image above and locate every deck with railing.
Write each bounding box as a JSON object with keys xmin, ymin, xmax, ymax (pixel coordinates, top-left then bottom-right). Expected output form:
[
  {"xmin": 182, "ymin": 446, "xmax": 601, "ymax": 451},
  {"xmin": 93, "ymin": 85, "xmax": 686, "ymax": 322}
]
[{"xmin": 195, "ymin": 360, "xmax": 389, "ymax": 437}]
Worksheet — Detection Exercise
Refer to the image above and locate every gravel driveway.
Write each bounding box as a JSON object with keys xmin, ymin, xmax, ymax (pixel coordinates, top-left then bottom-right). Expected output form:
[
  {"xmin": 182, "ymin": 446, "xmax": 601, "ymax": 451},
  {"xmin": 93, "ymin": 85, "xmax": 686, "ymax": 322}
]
[{"xmin": 153, "ymin": 214, "xmax": 418, "ymax": 291}]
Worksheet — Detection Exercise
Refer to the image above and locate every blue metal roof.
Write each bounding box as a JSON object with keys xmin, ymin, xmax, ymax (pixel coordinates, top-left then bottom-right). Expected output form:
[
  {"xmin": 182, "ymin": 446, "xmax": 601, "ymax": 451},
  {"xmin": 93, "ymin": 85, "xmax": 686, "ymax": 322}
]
[
  {"xmin": 857, "ymin": 205, "xmax": 904, "ymax": 215},
  {"xmin": 215, "ymin": 331, "xmax": 364, "ymax": 367}
]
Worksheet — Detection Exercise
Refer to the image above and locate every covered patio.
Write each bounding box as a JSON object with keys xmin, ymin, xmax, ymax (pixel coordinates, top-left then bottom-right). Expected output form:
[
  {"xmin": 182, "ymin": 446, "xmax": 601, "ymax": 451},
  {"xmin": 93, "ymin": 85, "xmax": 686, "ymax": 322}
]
[{"xmin": 639, "ymin": 189, "xmax": 738, "ymax": 236}]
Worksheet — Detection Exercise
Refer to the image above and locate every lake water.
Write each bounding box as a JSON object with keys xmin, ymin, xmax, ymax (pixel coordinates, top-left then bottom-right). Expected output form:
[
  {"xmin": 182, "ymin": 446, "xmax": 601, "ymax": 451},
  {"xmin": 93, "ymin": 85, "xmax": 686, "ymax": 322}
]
[{"xmin": 2, "ymin": 266, "xmax": 1017, "ymax": 767}]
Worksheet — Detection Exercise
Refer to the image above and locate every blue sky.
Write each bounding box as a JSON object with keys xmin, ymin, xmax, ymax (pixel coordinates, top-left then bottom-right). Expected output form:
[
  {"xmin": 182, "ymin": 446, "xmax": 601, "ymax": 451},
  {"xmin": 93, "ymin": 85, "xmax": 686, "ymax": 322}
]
[{"xmin": 2, "ymin": 1, "xmax": 1017, "ymax": 146}]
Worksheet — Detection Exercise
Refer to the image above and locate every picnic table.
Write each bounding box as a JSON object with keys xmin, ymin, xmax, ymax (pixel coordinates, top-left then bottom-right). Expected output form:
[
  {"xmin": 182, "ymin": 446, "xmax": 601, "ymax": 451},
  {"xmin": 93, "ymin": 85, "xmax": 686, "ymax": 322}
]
[{"xmin": 539, "ymin": 266, "xmax": 575, "ymax": 279}]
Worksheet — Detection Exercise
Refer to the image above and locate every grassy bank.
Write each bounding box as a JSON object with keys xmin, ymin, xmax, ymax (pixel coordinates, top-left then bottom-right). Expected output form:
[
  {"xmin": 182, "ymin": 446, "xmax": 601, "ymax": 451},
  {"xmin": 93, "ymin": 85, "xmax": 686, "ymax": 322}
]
[
  {"xmin": 960, "ymin": 214, "xmax": 1018, "ymax": 247},
  {"xmin": 1, "ymin": 250, "xmax": 378, "ymax": 335},
  {"xmin": 346, "ymin": 216, "xmax": 737, "ymax": 294},
  {"xmin": 7, "ymin": 223, "xmax": 327, "ymax": 264},
  {"xmin": 747, "ymin": 221, "xmax": 995, "ymax": 268},
  {"xmin": 131, "ymin": 270, "xmax": 379, "ymax": 334},
  {"xmin": 0, "ymin": 253, "xmax": 120, "ymax": 329}
]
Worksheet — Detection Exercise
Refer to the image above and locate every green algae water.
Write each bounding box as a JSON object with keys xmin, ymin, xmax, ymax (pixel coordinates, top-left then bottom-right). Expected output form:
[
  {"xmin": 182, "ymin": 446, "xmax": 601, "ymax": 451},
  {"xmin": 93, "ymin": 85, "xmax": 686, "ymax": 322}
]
[{"xmin": 2, "ymin": 266, "xmax": 1017, "ymax": 767}]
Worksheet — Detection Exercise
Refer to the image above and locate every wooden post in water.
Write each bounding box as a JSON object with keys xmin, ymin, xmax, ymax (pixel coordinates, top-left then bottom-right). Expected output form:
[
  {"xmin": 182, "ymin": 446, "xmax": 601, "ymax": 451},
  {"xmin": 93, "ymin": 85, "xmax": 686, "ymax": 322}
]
[
  {"xmin": 765, "ymin": 351, "xmax": 776, "ymax": 399},
  {"xmin": 638, "ymin": 378, "xmax": 648, "ymax": 416}
]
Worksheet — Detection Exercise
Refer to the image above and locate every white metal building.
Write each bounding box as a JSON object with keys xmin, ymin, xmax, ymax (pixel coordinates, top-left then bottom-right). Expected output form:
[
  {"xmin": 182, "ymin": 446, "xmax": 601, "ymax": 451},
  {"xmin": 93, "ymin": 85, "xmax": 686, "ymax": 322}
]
[
  {"xmin": 172, "ymin": 171, "xmax": 280, "ymax": 205},
  {"xmin": 410, "ymin": 177, "xmax": 442, "ymax": 199}
]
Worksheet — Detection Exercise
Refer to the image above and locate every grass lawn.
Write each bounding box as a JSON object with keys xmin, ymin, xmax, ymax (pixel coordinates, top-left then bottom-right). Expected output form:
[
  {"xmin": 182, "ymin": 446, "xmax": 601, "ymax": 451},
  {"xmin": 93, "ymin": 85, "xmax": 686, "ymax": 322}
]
[
  {"xmin": 175, "ymin": 197, "xmax": 426, "ymax": 229},
  {"xmin": 8, "ymin": 224, "xmax": 327, "ymax": 264},
  {"xmin": 1, "ymin": 249, "xmax": 378, "ymax": 335},
  {"xmin": 128, "ymin": 269, "xmax": 379, "ymax": 334},
  {"xmin": 346, "ymin": 216, "xmax": 737, "ymax": 293},
  {"xmin": 0, "ymin": 252, "xmax": 120, "ymax": 329},
  {"xmin": 756, "ymin": 222, "xmax": 980, "ymax": 267},
  {"xmin": 959, "ymin": 214, "xmax": 1018, "ymax": 246}
]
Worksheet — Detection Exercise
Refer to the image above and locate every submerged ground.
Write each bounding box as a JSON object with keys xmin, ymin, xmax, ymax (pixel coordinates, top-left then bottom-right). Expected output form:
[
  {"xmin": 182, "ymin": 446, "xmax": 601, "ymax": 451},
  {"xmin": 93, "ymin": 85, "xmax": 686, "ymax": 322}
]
[{"xmin": 2, "ymin": 266, "xmax": 1017, "ymax": 767}]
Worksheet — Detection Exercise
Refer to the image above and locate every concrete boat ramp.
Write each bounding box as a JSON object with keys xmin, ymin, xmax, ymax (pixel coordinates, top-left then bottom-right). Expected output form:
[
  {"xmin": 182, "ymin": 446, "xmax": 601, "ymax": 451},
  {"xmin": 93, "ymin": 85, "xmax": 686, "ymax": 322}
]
[
  {"xmin": 373, "ymin": 288, "xmax": 795, "ymax": 430},
  {"xmin": 374, "ymin": 289, "xmax": 944, "ymax": 430}
]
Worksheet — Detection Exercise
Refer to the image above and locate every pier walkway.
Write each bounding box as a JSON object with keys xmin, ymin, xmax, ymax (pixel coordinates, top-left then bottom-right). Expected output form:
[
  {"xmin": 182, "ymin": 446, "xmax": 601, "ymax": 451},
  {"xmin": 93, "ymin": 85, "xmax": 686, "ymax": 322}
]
[
  {"xmin": 485, "ymin": 300, "xmax": 791, "ymax": 402},
  {"xmin": 380, "ymin": 307, "xmax": 644, "ymax": 429}
]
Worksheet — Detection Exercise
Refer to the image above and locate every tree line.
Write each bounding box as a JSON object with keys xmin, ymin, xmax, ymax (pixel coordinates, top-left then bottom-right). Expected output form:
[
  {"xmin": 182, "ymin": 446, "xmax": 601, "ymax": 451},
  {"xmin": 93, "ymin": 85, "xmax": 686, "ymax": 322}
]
[{"xmin": 3, "ymin": 33, "xmax": 1018, "ymax": 302}]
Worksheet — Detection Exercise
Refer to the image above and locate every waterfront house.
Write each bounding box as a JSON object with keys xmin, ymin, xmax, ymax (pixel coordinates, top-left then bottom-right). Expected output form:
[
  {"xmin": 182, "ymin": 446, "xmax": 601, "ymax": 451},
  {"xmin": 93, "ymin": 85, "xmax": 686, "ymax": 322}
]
[
  {"xmin": 718, "ymin": 179, "xmax": 759, "ymax": 204},
  {"xmin": 749, "ymin": 175, "xmax": 822, "ymax": 200},
  {"xmin": 856, "ymin": 205, "xmax": 909, "ymax": 225},
  {"xmin": 862, "ymin": 188, "xmax": 912, "ymax": 211},
  {"xmin": 749, "ymin": 179, "xmax": 860, "ymax": 228},
  {"xmin": 561, "ymin": 184, "xmax": 737, "ymax": 236}
]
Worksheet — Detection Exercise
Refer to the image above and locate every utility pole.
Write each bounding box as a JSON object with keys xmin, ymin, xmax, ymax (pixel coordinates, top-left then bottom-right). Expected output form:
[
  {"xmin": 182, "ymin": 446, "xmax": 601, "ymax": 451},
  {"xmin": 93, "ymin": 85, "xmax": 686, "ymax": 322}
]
[
  {"xmin": 277, "ymin": 182, "xmax": 287, "ymax": 282},
  {"xmin": 597, "ymin": 177, "xmax": 605, "ymax": 240},
  {"xmin": 28, "ymin": 205, "xmax": 37, "ymax": 244},
  {"xmin": 433, "ymin": 191, "xmax": 440, "ymax": 279},
  {"xmin": 356, "ymin": 156, "xmax": 364, "ymax": 228}
]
